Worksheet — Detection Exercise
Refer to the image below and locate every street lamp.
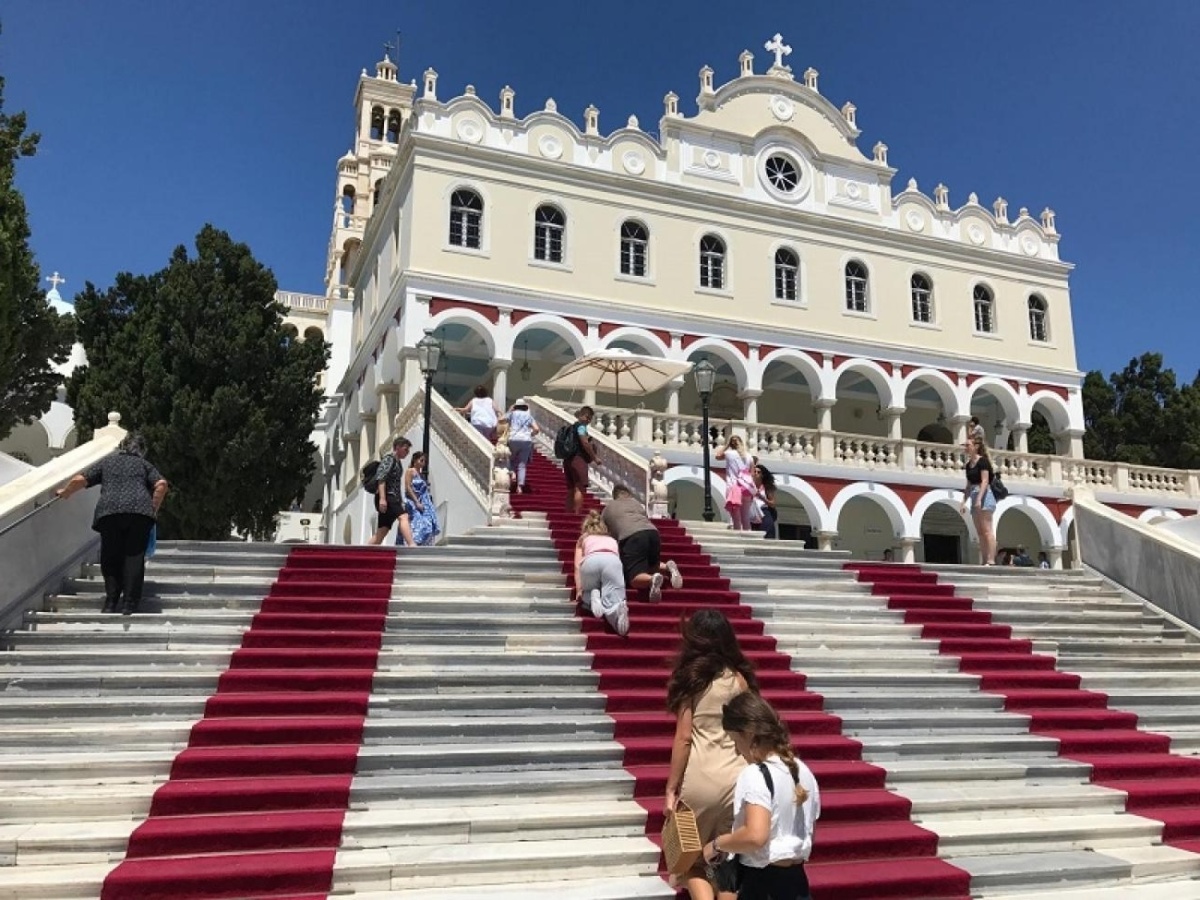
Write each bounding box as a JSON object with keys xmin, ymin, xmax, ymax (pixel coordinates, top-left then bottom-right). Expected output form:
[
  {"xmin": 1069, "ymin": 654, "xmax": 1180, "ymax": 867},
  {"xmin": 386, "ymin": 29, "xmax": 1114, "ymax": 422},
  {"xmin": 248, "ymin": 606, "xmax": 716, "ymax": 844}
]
[
  {"xmin": 693, "ymin": 358, "xmax": 716, "ymax": 522},
  {"xmin": 416, "ymin": 328, "xmax": 442, "ymax": 482}
]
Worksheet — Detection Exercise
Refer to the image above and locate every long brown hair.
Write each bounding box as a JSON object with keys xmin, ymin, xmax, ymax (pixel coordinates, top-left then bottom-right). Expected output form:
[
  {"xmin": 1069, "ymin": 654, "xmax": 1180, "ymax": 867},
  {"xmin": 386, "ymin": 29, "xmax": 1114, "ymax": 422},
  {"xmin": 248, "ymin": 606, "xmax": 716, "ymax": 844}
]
[
  {"xmin": 665, "ymin": 609, "xmax": 759, "ymax": 714},
  {"xmin": 721, "ymin": 691, "xmax": 809, "ymax": 804}
]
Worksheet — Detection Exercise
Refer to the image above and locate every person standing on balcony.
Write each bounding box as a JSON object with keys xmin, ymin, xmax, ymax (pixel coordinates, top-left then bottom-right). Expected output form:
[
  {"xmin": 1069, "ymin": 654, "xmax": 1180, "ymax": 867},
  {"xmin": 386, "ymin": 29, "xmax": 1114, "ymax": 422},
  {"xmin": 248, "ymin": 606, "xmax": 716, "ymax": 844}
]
[
  {"xmin": 960, "ymin": 436, "xmax": 997, "ymax": 565},
  {"xmin": 572, "ymin": 510, "xmax": 629, "ymax": 636},
  {"xmin": 969, "ymin": 416, "xmax": 986, "ymax": 445},
  {"xmin": 564, "ymin": 406, "xmax": 597, "ymax": 514},
  {"xmin": 602, "ymin": 484, "xmax": 683, "ymax": 602},
  {"xmin": 56, "ymin": 432, "xmax": 168, "ymax": 615},
  {"xmin": 664, "ymin": 609, "xmax": 758, "ymax": 900},
  {"xmin": 457, "ymin": 384, "xmax": 501, "ymax": 442},
  {"xmin": 402, "ymin": 450, "xmax": 440, "ymax": 547},
  {"xmin": 722, "ymin": 435, "xmax": 756, "ymax": 531},
  {"xmin": 504, "ymin": 398, "xmax": 540, "ymax": 494},
  {"xmin": 369, "ymin": 437, "xmax": 415, "ymax": 547}
]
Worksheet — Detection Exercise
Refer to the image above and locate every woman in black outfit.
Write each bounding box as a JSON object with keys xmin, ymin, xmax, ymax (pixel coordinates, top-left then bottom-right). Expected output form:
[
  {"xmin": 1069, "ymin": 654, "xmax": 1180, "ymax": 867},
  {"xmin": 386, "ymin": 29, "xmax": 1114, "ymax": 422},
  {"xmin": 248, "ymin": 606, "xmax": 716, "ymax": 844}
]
[
  {"xmin": 57, "ymin": 433, "xmax": 168, "ymax": 614},
  {"xmin": 753, "ymin": 463, "xmax": 779, "ymax": 540}
]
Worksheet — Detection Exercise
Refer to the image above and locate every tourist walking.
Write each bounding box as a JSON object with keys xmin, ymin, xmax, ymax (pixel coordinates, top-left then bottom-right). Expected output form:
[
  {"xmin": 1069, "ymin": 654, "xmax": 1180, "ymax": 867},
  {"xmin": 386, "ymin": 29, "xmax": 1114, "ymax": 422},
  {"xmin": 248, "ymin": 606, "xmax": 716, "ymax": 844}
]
[
  {"xmin": 505, "ymin": 398, "xmax": 540, "ymax": 494},
  {"xmin": 752, "ymin": 462, "xmax": 778, "ymax": 540},
  {"xmin": 601, "ymin": 483, "xmax": 683, "ymax": 602},
  {"xmin": 702, "ymin": 691, "xmax": 821, "ymax": 900},
  {"xmin": 562, "ymin": 405, "xmax": 597, "ymax": 514},
  {"xmin": 56, "ymin": 432, "xmax": 168, "ymax": 615},
  {"xmin": 664, "ymin": 609, "xmax": 758, "ymax": 900},
  {"xmin": 402, "ymin": 450, "xmax": 440, "ymax": 547},
  {"xmin": 369, "ymin": 437, "xmax": 415, "ymax": 547},
  {"xmin": 457, "ymin": 384, "xmax": 501, "ymax": 441},
  {"xmin": 572, "ymin": 510, "xmax": 629, "ymax": 636},
  {"xmin": 722, "ymin": 435, "xmax": 756, "ymax": 531},
  {"xmin": 959, "ymin": 436, "xmax": 997, "ymax": 565}
]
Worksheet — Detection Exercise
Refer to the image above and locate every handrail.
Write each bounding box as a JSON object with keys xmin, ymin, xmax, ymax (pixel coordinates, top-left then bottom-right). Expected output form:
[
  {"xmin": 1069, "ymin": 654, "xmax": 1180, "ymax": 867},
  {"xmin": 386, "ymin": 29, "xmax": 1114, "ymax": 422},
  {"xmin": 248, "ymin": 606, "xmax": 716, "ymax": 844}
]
[{"xmin": 0, "ymin": 494, "xmax": 60, "ymax": 539}]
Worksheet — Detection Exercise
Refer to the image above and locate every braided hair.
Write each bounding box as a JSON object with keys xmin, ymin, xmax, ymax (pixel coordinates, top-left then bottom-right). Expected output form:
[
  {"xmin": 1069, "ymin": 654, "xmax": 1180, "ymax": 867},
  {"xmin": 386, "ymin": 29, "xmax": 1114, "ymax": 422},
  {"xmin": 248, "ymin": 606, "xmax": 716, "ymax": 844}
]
[{"xmin": 721, "ymin": 691, "xmax": 809, "ymax": 804}]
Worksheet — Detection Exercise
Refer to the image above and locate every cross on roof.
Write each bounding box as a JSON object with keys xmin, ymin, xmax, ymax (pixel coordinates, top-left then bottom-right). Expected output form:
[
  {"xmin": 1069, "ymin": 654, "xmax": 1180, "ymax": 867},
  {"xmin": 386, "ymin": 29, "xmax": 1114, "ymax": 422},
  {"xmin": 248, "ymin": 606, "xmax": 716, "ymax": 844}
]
[
  {"xmin": 382, "ymin": 40, "xmax": 395, "ymax": 59},
  {"xmin": 765, "ymin": 33, "xmax": 792, "ymax": 69},
  {"xmin": 46, "ymin": 272, "xmax": 66, "ymax": 290}
]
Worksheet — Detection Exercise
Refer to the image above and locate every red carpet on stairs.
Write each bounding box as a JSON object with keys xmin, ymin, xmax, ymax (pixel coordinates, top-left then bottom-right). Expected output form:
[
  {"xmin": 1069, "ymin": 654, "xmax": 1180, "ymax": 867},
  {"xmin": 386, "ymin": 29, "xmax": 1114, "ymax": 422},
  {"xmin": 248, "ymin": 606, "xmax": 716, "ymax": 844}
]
[
  {"xmin": 100, "ymin": 545, "xmax": 396, "ymax": 900},
  {"xmin": 512, "ymin": 452, "xmax": 971, "ymax": 900},
  {"xmin": 851, "ymin": 563, "xmax": 1200, "ymax": 855}
]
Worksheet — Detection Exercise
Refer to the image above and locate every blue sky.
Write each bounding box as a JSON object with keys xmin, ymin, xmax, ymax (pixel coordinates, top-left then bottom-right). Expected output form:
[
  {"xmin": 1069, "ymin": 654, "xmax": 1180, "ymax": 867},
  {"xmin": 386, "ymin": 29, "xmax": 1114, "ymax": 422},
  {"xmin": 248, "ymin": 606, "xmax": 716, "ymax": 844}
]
[{"xmin": 4, "ymin": 1, "xmax": 1197, "ymax": 380}]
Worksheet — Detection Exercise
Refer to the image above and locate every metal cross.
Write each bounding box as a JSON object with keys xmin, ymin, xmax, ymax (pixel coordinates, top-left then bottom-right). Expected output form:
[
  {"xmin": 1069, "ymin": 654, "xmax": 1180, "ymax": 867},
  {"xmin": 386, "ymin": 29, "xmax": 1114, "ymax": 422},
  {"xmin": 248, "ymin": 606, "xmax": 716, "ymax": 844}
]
[
  {"xmin": 383, "ymin": 39, "xmax": 396, "ymax": 59},
  {"xmin": 46, "ymin": 272, "xmax": 66, "ymax": 290},
  {"xmin": 765, "ymin": 33, "xmax": 792, "ymax": 69}
]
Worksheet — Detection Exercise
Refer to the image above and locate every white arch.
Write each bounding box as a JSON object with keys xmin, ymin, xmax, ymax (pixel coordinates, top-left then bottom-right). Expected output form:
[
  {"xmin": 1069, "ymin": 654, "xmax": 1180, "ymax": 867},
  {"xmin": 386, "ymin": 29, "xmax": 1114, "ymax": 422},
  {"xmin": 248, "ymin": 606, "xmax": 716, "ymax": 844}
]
[
  {"xmin": 829, "ymin": 482, "xmax": 914, "ymax": 539},
  {"xmin": 966, "ymin": 377, "xmax": 1021, "ymax": 424},
  {"xmin": 376, "ymin": 327, "xmax": 402, "ymax": 385},
  {"xmin": 1025, "ymin": 390, "xmax": 1073, "ymax": 433},
  {"xmin": 901, "ymin": 368, "xmax": 963, "ymax": 417},
  {"xmin": 994, "ymin": 495, "xmax": 1061, "ymax": 548},
  {"xmin": 1059, "ymin": 505, "xmax": 1075, "ymax": 548},
  {"xmin": 773, "ymin": 474, "xmax": 834, "ymax": 533},
  {"xmin": 357, "ymin": 364, "xmax": 379, "ymax": 416},
  {"xmin": 1138, "ymin": 506, "xmax": 1184, "ymax": 524},
  {"xmin": 601, "ymin": 326, "xmax": 670, "ymax": 358},
  {"xmin": 911, "ymin": 487, "xmax": 978, "ymax": 543},
  {"xmin": 759, "ymin": 347, "xmax": 825, "ymax": 398},
  {"xmin": 428, "ymin": 308, "xmax": 498, "ymax": 358},
  {"xmin": 506, "ymin": 313, "xmax": 587, "ymax": 360},
  {"xmin": 833, "ymin": 357, "xmax": 896, "ymax": 408},
  {"xmin": 684, "ymin": 338, "xmax": 751, "ymax": 391}
]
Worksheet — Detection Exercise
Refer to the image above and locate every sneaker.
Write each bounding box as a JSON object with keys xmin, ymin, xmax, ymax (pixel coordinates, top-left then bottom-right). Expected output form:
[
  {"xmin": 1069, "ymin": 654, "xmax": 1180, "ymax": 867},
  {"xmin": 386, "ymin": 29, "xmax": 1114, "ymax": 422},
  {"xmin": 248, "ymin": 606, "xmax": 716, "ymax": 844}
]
[
  {"xmin": 590, "ymin": 588, "xmax": 603, "ymax": 618},
  {"xmin": 666, "ymin": 560, "xmax": 683, "ymax": 590},
  {"xmin": 648, "ymin": 572, "xmax": 664, "ymax": 603},
  {"xmin": 608, "ymin": 603, "xmax": 630, "ymax": 637}
]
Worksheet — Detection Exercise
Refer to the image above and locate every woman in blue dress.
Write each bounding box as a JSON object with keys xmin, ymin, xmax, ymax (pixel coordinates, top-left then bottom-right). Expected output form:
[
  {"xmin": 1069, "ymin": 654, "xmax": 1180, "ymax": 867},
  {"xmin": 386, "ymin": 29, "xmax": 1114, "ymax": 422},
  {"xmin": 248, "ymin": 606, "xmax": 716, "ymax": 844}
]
[{"xmin": 402, "ymin": 451, "xmax": 440, "ymax": 546}]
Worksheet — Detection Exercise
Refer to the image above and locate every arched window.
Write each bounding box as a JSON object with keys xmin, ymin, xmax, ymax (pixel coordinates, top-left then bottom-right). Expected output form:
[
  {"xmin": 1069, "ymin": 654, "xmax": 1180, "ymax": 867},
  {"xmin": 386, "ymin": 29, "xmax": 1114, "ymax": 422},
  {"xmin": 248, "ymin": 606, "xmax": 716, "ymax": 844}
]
[
  {"xmin": 385, "ymin": 109, "xmax": 402, "ymax": 143},
  {"xmin": 620, "ymin": 220, "xmax": 649, "ymax": 277},
  {"xmin": 369, "ymin": 105, "xmax": 385, "ymax": 141},
  {"xmin": 1028, "ymin": 294, "xmax": 1049, "ymax": 342},
  {"xmin": 699, "ymin": 235, "xmax": 726, "ymax": 289},
  {"xmin": 845, "ymin": 260, "xmax": 868, "ymax": 312},
  {"xmin": 973, "ymin": 284, "xmax": 995, "ymax": 333},
  {"xmin": 774, "ymin": 248, "xmax": 799, "ymax": 302},
  {"xmin": 533, "ymin": 205, "xmax": 566, "ymax": 263},
  {"xmin": 449, "ymin": 189, "xmax": 483, "ymax": 249},
  {"xmin": 910, "ymin": 273, "xmax": 933, "ymax": 323}
]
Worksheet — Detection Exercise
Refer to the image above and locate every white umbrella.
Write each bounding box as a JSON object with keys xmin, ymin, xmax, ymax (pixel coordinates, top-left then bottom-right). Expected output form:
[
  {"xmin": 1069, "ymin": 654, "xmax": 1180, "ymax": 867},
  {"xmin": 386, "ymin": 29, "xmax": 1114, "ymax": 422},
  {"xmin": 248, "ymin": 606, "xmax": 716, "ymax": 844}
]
[{"xmin": 543, "ymin": 348, "xmax": 694, "ymax": 401}]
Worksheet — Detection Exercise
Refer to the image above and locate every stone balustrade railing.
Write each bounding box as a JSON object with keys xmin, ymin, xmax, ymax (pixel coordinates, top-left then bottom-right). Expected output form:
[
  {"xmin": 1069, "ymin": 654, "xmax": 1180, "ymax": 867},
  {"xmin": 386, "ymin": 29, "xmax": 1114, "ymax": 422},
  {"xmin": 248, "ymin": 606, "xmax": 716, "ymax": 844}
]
[
  {"xmin": 424, "ymin": 388, "xmax": 512, "ymax": 521},
  {"xmin": 588, "ymin": 405, "xmax": 1200, "ymax": 501},
  {"xmin": 528, "ymin": 397, "xmax": 652, "ymax": 506},
  {"xmin": 277, "ymin": 291, "xmax": 329, "ymax": 314}
]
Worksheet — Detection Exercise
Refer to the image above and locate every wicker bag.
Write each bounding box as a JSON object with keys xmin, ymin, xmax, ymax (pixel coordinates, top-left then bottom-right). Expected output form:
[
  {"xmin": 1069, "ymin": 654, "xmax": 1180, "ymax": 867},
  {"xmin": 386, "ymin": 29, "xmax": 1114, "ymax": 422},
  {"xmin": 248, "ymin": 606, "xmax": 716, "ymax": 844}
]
[{"xmin": 662, "ymin": 802, "xmax": 703, "ymax": 875}]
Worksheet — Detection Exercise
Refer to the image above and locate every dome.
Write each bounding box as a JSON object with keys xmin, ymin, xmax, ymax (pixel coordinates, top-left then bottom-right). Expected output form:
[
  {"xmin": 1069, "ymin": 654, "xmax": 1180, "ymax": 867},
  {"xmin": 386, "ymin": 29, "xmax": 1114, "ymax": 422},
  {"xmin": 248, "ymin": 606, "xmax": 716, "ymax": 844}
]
[{"xmin": 46, "ymin": 286, "xmax": 73, "ymax": 316}]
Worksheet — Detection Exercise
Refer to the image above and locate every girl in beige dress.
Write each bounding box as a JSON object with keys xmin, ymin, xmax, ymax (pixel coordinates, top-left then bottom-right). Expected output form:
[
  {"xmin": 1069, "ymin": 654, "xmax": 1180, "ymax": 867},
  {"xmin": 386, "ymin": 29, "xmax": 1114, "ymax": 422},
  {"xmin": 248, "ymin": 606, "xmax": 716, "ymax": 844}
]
[{"xmin": 664, "ymin": 609, "xmax": 759, "ymax": 900}]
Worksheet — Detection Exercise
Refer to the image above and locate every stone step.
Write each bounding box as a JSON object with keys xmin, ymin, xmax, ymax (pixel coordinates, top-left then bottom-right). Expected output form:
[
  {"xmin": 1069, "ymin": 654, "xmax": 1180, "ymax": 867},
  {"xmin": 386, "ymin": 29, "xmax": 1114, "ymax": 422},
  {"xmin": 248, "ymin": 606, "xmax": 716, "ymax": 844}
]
[
  {"xmin": 930, "ymin": 812, "xmax": 1162, "ymax": 855},
  {"xmin": 904, "ymin": 782, "xmax": 1124, "ymax": 819},
  {"xmin": 981, "ymin": 872, "xmax": 1200, "ymax": 899},
  {"xmin": 345, "ymin": 874, "xmax": 675, "ymax": 900}
]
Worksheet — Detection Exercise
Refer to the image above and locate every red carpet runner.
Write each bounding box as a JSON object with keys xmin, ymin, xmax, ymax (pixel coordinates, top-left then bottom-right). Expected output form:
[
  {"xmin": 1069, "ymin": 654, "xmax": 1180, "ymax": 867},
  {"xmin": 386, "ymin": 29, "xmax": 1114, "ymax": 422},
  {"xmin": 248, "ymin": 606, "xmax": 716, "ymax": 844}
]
[
  {"xmin": 512, "ymin": 452, "xmax": 970, "ymax": 900},
  {"xmin": 100, "ymin": 545, "xmax": 396, "ymax": 900},
  {"xmin": 851, "ymin": 563, "xmax": 1200, "ymax": 856}
]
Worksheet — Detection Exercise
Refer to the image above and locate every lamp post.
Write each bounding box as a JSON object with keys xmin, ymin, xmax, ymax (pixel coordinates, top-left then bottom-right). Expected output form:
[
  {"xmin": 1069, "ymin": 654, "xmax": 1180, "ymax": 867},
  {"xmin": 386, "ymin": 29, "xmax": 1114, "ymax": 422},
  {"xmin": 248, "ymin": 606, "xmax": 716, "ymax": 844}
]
[
  {"xmin": 416, "ymin": 328, "xmax": 442, "ymax": 483},
  {"xmin": 693, "ymin": 358, "xmax": 716, "ymax": 522}
]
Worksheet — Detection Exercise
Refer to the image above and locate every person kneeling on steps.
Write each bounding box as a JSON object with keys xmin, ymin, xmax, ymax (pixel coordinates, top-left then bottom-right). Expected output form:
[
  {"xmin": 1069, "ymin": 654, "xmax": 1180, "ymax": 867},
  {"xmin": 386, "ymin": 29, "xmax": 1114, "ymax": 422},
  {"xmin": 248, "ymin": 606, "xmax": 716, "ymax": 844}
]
[{"xmin": 602, "ymin": 483, "xmax": 683, "ymax": 603}]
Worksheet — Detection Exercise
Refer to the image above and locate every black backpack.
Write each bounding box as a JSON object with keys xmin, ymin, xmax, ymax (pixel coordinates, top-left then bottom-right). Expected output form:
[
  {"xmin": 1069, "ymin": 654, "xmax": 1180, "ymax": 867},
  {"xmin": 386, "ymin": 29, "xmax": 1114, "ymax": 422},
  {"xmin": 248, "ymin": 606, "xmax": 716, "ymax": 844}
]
[
  {"xmin": 990, "ymin": 472, "xmax": 1010, "ymax": 501},
  {"xmin": 554, "ymin": 423, "xmax": 579, "ymax": 460},
  {"xmin": 361, "ymin": 459, "xmax": 383, "ymax": 493}
]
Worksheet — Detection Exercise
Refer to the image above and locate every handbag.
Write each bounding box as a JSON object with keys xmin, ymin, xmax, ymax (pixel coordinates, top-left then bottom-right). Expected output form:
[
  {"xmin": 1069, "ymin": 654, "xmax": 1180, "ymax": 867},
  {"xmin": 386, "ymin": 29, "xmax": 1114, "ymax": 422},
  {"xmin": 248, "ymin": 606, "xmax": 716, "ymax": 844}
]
[
  {"xmin": 145, "ymin": 525, "xmax": 157, "ymax": 560},
  {"xmin": 990, "ymin": 473, "xmax": 1010, "ymax": 501},
  {"xmin": 662, "ymin": 801, "xmax": 702, "ymax": 875}
]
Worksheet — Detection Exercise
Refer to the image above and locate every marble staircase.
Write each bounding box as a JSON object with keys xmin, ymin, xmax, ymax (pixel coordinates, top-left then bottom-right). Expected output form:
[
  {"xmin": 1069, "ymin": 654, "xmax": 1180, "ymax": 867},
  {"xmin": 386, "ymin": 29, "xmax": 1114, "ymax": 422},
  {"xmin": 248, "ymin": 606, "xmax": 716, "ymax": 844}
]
[{"xmin": 691, "ymin": 523, "xmax": 1200, "ymax": 897}]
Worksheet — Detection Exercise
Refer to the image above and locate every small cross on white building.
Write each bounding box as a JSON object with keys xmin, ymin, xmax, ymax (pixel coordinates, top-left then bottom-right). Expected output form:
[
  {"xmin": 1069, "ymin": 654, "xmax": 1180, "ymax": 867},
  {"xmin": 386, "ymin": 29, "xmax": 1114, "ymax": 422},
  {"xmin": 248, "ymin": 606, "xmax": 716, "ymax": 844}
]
[
  {"xmin": 764, "ymin": 33, "xmax": 792, "ymax": 70},
  {"xmin": 46, "ymin": 272, "xmax": 66, "ymax": 290}
]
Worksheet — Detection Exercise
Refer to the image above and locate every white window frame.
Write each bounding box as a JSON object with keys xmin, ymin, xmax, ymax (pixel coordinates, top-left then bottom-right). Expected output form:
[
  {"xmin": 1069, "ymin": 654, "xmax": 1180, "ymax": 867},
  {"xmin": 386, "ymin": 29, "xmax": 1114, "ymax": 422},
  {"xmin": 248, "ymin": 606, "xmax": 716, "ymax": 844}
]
[
  {"xmin": 698, "ymin": 234, "xmax": 727, "ymax": 292},
  {"xmin": 533, "ymin": 204, "xmax": 567, "ymax": 265},
  {"xmin": 618, "ymin": 219, "xmax": 651, "ymax": 280},
  {"xmin": 973, "ymin": 283, "xmax": 997, "ymax": 335},
  {"xmin": 1028, "ymin": 294, "xmax": 1050, "ymax": 343},
  {"xmin": 844, "ymin": 259, "xmax": 870, "ymax": 314},
  {"xmin": 773, "ymin": 246, "xmax": 801, "ymax": 304},
  {"xmin": 447, "ymin": 187, "xmax": 485, "ymax": 252},
  {"xmin": 910, "ymin": 272, "xmax": 934, "ymax": 324}
]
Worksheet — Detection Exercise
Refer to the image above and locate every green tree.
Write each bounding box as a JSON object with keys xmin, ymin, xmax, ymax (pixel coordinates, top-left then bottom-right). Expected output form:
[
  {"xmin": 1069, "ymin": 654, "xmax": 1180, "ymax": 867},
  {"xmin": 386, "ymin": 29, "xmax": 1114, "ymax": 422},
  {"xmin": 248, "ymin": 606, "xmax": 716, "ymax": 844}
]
[
  {"xmin": 67, "ymin": 225, "xmax": 328, "ymax": 540},
  {"xmin": 1082, "ymin": 353, "xmax": 1183, "ymax": 466},
  {"xmin": 0, "ymin": 25, "xmax": 74, "ymax": 440}
]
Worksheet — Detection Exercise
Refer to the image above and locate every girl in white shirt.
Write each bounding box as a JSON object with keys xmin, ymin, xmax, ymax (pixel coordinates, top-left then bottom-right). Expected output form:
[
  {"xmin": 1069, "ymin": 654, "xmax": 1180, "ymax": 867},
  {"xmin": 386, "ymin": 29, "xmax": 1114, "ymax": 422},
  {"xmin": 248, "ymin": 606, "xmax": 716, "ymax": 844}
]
[
  {"xmin": 702, "ymin": 692, "xmax": 821, "ymax": 900},
  {"xmin": 721, "ymin": 435, "xmax": 756, "ymax": 531}
]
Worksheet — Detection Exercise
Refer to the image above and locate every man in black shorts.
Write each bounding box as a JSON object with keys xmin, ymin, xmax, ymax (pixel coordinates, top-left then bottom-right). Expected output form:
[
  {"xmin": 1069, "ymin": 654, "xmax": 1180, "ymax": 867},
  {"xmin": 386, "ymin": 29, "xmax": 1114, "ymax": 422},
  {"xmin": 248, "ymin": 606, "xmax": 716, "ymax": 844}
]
[
  {"xmin": 601, "ymin": 484, "xmax": 683, "ymax": 602},
  {"xmin": 369, "ymin": 437, "xmax": 414, "ymax": 546}
]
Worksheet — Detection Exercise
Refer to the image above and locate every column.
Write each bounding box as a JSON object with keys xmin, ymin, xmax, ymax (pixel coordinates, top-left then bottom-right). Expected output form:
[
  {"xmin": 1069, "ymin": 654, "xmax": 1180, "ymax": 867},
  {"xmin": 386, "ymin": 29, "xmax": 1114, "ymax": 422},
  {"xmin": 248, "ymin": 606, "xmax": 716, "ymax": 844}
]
[
  {"xmin": 667, "ymin": 379, "xmax": 682, "ymax": 415},
  {"xmin": 359, "ymin": 414, "xmax": 378, "ymax": 463},
  {"xmin": 1047, "ymin": 547, "xmax": 1064, "ymax": 570},
  {"xmin": 949, "ymin": 415, "xmax": 970, "ymax": 446},
  {"xmin": 583, "ymin": 390, "xmax": 596, "ymax": 408},
  {"xmin": 885, "ymin": 407, "xmax": 904, "ymax": 442},
  {"xmin": 898, "ymin": 537, "xmax": 918, "ymax": 564},
  {"xmin": 1066, "ymin": 429, "xmax": 1085, "ymax": 460},
  {"xmin": 816, "ymin": 530, "xmax": 838, "ymax": 552},
  {"xmin": 814, "ymin": 399, "xmax": 835, "ymax": 463},
  {"xmin": 398, "ymin": 353, "xmax": 423, "ymax": 406},
  {"xmin": 376, "ymin": 385, "xmax": 398, "ymax": 444},
  {"xmin": 490, "ymin": 360, "xmax": 511, "ymax": 409},
  {"xmin": 1011, "ymin": 424, "xmax": 1030, "ymax": 454}
]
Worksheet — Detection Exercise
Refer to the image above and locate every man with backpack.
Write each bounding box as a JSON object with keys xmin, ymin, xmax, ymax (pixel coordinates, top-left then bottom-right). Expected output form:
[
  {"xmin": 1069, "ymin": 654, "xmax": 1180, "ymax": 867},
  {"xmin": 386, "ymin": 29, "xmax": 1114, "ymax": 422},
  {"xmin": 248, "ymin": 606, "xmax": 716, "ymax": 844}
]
[
  {"xmin": 556, "ymin": 406, "xmax": 596, "ymax": 514},
  {"xmin": 366, "ymin": 437, "xmax": 415, "ymax": 546}
]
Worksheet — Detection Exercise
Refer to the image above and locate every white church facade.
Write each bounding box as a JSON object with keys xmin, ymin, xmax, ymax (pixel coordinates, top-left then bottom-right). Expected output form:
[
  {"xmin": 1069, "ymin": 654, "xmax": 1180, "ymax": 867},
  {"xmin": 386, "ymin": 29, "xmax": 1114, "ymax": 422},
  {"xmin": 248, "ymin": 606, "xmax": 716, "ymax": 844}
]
[{"xmin": 309, "ymin": 37, "xmax": 1199, "ymax": 564}]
